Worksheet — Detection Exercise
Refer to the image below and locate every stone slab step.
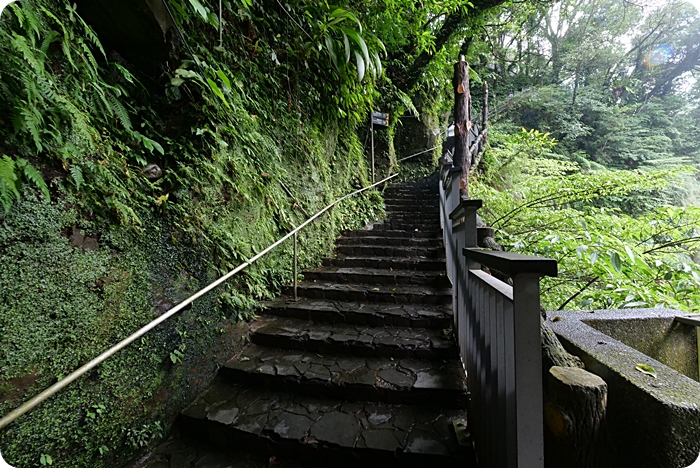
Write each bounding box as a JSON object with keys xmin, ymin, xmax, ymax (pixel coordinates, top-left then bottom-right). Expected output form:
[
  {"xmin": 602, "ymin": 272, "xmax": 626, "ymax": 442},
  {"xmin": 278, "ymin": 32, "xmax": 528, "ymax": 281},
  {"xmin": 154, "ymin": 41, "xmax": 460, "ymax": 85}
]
[
  {"xmin": 385, "ymin": 209, "xmax": 439, "ymax": 215},
  {"xmin": 261, "ymin": 298, "xmax": 452, "ymax": 328},
  {"xmin": 342, "ymin": 229, "xmax": 439, "ymax": 239},
  {"xmin": 385, "ymin": 200, "xmax": 439, "ymax": 207},
  {"xmin": 302, "ymin": 266, "xmax": 448, "ymax": 287},
  {"xmin": 384, "ymin": 189, "xmax": 437, "ymax": 196},
  {"xmin": 250, "ymin": 316, "xmax": 457, "ymax": 359},
  {"xmin": 370, "ymin": 223, "xmax": 441, "ymax": 232},
  {"xmin": 221, "ymin": 344, "xmax": 467, "ymax": 407},
  {"xmin": 179, "ymin": 381, "xmax": 475, "ymax": 468},
  {"xmin": 387, "ymin": 215, "xmax": 440, "ymax": 223},
  {"xmin": 323, "ymin": 255, "xmax": 446, "ymax": 271},
  {"xmin": 287, "ymin": 281, "xmax": 451, "ymax": 305},
  {"xmin": 336, "ymin": 244, "xmax": 444, "ymax": 258},
  {"xmin": 336, "ymin": 236, "xmax": 442, "ymax": 248},
  {"xmin": 387, "ymin": 211, "xmax": 440, "ymax": 218}
]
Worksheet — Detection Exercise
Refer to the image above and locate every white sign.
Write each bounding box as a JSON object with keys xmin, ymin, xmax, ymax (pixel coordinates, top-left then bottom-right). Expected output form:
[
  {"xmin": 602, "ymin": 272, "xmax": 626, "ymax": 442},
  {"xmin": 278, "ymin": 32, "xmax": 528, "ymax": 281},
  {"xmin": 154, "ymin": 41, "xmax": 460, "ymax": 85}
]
[
  {"xmin": 0, "ymin": 0, "xmax": 18, "ymax": 18},
  {"xmin": 0, "ymin": 450, "xmax": 15, "ymax": 468}
]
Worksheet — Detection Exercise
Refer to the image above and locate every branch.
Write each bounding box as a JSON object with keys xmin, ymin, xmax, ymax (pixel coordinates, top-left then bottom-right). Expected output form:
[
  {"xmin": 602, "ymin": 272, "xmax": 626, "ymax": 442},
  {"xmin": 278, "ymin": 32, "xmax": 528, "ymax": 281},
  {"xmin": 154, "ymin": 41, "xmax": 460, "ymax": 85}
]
[{"xmin": 558, "ymin": 277, "xmax": 599, "ymax": 310}]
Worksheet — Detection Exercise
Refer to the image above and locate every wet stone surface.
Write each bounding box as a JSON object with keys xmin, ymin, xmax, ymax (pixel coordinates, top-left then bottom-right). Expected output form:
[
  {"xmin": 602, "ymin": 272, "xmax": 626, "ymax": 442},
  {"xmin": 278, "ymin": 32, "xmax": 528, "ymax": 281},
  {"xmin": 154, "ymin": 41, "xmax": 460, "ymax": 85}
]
[
  {"xmin": 221, "ymin": 344, "xmax": 467, "ymax": 406},
  {"xmin": 302, "ymin": 266, "xmax": 447, "ymax": 286},
  {"xmin": 289, "ymin": 281, "xmax": 451, "ymax": 305},
  {"xmin": 251, "ymin": 316, "xmax": 457, "ymax": 358},
  {"xmin": 180, "ymin": 381, "xmax": 467, "ymax": 458},
  {"xmin": 263, "ymin": 298, "xmax": 452, "ymax": 328},
  {"xmin": 164, "ymin": 176, "xmax": 475, "ymax": 467},
  {"xmin": 323, "ymin": 255, "xmax": 446, "ymax": 272}
]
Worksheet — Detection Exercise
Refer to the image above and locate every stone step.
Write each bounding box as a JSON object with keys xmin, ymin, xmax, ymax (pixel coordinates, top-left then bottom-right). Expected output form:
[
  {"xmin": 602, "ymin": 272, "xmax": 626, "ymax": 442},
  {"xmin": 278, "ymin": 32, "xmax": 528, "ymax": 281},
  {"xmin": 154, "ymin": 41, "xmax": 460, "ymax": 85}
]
[
  {"xmin": 370, "ymin": 223, "xmax": 441, "ymax": 232},
  {"xmin": 387, "ymin": 215, "xmax": 440, "ymax": 223},
  {"xmin": 342, "ymin": 229, "xmax": 439, "ymax": 239},
  {"xmin": 336, "ymin": 244, "xmax": 444, "ymax": 258},
  {"xmin": 384, "ymin": 189, "xmax": 437, "ymax": 195},
  {"xmin": 261, "ymin": 298, "xmax": 452, "ymax": 328},
  {"xmin": 385, "ymin": 206, "xmax": 440, "ymax": 213},
  {"xmin": 302, "ymin": 266, "xmax": 448, "ymax": 287},
  {"xmin": 383, "ymin": 196, "xmax": 439, "ymax": 203},
  {"xmin": 250, "ymin": 316, "xmax": 457, "ymax": 359},
  {"xmin": 286, "ymin": 281, "xmax": 451, "ymax": 305},
  {"xmin": 179, "ymin": 381, "xmax": 474, "ymax": 468},
  {"xmin": 220, "ymin": 344, "xmax": 467, "ymax": 407},
  {"xmin": 336, "ymin": 236, "xmax": 443, "ymax": 248},
  {"xmin": 323, "ymin": 255, "xmax": 446, "ymax": 272},
  {"xmin": 384, "ymin": 198, "xmax": 439, "ymax": 205}
]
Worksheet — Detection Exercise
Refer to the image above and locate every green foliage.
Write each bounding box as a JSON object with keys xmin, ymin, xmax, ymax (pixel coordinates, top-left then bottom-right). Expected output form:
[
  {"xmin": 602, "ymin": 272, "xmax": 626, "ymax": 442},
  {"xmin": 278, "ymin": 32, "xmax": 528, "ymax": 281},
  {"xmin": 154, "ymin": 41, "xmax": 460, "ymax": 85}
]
[
  {"xmin": 473, "ymin": 131, "xmax": 700, "ymax": 313},
  {"xmin": 0, "ymin": 154, "xmax": 49, "ymax": 213},
  {"xmin": 0, "ymin": 2, "xmax": 390, "ymax": 466},
  {"xmin": 483, "ymin": 0, "xmax": 700, "ymax": 204}
]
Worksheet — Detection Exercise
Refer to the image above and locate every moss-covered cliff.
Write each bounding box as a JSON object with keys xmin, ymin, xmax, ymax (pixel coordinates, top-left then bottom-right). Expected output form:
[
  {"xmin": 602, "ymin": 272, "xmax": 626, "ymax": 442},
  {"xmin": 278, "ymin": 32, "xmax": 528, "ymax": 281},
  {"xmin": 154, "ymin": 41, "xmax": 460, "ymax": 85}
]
[{"xmin": 0, "ymin": 1, "xmax": 386, "ymax": 466}]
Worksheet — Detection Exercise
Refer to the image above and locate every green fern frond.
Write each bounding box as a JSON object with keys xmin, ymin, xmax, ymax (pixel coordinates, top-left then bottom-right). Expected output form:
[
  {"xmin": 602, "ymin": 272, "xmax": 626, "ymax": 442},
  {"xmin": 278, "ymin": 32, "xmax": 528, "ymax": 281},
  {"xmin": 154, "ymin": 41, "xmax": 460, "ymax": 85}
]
[
  {"xmin": 69, "ymin": 164, "xmax": 83, "ymax": 191},
  {"xmin": 106, "ymin": 90, "xmax": 133, "ymax": 131},
  {"xmin": 0, "ymin": 155, "xmax": 20, "ymax": 198},
  {"xmin": 16, "ymin": 158, "xmax": 50, "ymax": 201},
  {"xmin": 10, "ymin": 34, "xmax": 42, "ymax": 73}
]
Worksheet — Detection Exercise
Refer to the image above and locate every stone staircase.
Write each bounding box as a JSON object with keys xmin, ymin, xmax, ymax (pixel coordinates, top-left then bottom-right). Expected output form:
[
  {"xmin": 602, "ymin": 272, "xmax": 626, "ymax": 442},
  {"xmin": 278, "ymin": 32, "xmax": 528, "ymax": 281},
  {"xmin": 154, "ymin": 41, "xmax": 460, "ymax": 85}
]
[{"xmin": 150, "ymin": 176, "xmax": 474, "ymax": 467}]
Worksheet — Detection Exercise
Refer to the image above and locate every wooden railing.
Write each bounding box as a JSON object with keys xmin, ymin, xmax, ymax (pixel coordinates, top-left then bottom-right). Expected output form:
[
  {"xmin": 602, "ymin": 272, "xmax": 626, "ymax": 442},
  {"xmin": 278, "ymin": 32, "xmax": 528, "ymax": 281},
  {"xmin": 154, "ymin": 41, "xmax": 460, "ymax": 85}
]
[{"xmin": 439, "ymin": 162, "xmax": 557, "ymax": 468}]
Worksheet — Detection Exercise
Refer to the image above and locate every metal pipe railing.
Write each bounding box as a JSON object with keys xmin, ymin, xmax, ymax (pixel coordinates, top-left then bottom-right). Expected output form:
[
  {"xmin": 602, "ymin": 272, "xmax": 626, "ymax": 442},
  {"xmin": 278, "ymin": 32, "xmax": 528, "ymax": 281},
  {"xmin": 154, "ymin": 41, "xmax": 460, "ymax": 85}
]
[{"xmin": 0, "ymin": 173, "xmax": 398, "ymax": 430}]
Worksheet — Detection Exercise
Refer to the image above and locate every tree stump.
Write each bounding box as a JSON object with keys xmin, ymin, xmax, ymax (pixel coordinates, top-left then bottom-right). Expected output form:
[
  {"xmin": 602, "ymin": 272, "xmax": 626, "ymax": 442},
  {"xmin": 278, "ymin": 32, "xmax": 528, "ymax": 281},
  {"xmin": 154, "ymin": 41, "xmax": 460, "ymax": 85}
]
[{"xmin": 544, "ymin": 366, "xmax": 616, "ymax": 468}]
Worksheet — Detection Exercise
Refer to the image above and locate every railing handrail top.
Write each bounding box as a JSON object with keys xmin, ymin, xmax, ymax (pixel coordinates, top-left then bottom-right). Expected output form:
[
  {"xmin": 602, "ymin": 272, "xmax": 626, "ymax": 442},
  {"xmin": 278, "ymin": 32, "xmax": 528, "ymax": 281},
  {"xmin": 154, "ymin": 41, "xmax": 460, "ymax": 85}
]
[
  {"xmin": 449, "ymin": 199, "xmax": 483, "ymax": 220},
  {"xmin": 471, "ymin": 267, "xmax": 514, "ymax": 300},
  {"xmin": 463, "ymin": 247, "xmax": 558, "ymax": 277}
]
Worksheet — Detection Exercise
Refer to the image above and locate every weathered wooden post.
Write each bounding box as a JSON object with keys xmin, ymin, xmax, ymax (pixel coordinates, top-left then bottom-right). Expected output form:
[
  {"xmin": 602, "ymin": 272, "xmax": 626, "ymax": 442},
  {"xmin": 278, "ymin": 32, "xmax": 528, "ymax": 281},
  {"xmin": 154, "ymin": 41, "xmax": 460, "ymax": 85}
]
[
  {"xmin": 482, "ymin": 81, "xmax": 488, "ymax": 149},
  {"xmin": 453, "ymin": 56, "xmax": 470, "ymax": 199}
]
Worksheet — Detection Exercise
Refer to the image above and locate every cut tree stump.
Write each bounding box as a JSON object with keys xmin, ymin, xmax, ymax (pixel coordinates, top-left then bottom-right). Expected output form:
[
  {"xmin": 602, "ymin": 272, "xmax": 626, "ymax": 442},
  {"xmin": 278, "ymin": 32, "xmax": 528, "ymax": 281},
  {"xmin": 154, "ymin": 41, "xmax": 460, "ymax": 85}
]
[{"xmin": 544, "ymin": 366, "xmax": 616, "ymax": 468}]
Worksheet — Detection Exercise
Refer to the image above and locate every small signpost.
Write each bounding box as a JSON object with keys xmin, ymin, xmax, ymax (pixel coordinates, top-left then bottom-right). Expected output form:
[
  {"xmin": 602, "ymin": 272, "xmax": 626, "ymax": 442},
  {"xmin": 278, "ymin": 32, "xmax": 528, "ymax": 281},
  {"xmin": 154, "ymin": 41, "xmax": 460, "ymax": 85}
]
[
  {"xmin": 370, "ymin": 111, "xmax": 389, "ymax": 183},
  {"xmin": 371, "ymin": 112, "xmax": 389, "ymax": 127}
]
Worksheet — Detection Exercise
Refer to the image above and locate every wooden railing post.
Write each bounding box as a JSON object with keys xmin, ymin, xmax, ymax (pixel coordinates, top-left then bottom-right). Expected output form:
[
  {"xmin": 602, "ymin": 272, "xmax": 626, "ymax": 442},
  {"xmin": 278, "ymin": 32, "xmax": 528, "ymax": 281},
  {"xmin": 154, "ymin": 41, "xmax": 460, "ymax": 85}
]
[
  {"xmin": 461, "ymin": 249, "xmax": 557, "ymax": 468},
  {"xmin": 512, "ymin": 272, "xmax": 545, "ymax": 467}
]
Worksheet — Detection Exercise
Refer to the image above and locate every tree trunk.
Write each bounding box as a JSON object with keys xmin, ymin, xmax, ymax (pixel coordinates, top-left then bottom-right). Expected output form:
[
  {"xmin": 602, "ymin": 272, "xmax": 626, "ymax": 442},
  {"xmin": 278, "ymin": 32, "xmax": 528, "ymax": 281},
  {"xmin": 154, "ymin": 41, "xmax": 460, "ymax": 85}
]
[
  {"xmin": 453, "ymin": 58, "xmax": 470, "ymax": 199},
  {"xmin": 544, "ymin": 366, "xmax": 617, "ymax": 468}
]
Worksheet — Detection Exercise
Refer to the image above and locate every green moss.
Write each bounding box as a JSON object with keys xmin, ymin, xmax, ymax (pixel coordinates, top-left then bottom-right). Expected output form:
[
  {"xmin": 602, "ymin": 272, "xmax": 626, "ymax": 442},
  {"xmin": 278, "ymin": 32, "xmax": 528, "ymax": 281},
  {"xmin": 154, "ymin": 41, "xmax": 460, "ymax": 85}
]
[{"xmin": 0, "ymin": 2, "xmax": 386, "ymax": 465}]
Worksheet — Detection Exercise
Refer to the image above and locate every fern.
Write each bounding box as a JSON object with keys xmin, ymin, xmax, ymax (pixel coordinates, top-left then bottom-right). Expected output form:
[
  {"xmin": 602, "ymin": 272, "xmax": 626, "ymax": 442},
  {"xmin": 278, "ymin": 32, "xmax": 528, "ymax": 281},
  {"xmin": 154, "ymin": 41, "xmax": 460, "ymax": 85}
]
[
  {"xmin": 106, "ymin": 89, "xmax": 133, "ymax": 131},
  {"xmin": 17, "ymin": 158, "xmax": 50, "ymax": 201},
  {"xmin": 0, "ymin": 156, "xmax": 20, "ymax": 199},
  {"xmin": 69, "ymin": 165, "xmax": 83, "ymax": 191},
  {"xmin": 0, "ymin": 155, "xmax": 49, "ymax": 214}
]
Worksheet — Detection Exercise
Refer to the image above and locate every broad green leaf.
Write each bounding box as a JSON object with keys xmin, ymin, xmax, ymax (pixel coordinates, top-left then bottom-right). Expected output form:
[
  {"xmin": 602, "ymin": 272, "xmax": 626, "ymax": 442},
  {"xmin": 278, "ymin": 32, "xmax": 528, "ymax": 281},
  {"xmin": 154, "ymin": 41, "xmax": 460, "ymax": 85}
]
[
  {"xmin": 624, "ymin": 245, "xmax": 635, "ymax": 263},
  {"xmin": 635, "ymin": 363, "xmax": 657, "ymax": 378},
  {"xmin": 590, "ymin": 251, "xmax": 598, "ymax": 265},
  {"xmin": 206, "ymin": 78, "xmax": 230, "ymax": 108},
  {"xmin": 342, "ymin": 28, "xmax": 370, "ymax": 75},
  {"xmin": 175, "ymin": 69, "xmax": 200, "ymax": 79},
  {"xmin": 325, "ymin": 36, "xmax": 340, "ymax": 71},
  {"xmin": 354, "ymin": 51, "xmax": 365, "ymax": 82},
  {"xmin": 610, "ymin": 252, "xmax": 622, "ymax": 273},
  {"xmin": 342, "ymin": 30, "xmax": 351, "ymax": 64},
  {"xmin": 216, "ymin": 70, "xmax": 232, "ymax": 90},
  {"xmin": 187, "ymin": 0, "xmax": 208, "ymax": 21},
  {"xmin": 373, "ymin": 52, "xmax": 382, "ymax": 77}
]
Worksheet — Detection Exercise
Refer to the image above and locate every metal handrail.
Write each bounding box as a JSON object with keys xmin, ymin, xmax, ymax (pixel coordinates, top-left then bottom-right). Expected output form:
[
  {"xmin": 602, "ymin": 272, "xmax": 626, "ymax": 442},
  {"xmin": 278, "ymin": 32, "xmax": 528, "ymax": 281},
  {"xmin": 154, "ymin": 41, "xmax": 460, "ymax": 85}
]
[{"xmin": 0, "ymin": 173, "xmax": 398, "ymax": 430}]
